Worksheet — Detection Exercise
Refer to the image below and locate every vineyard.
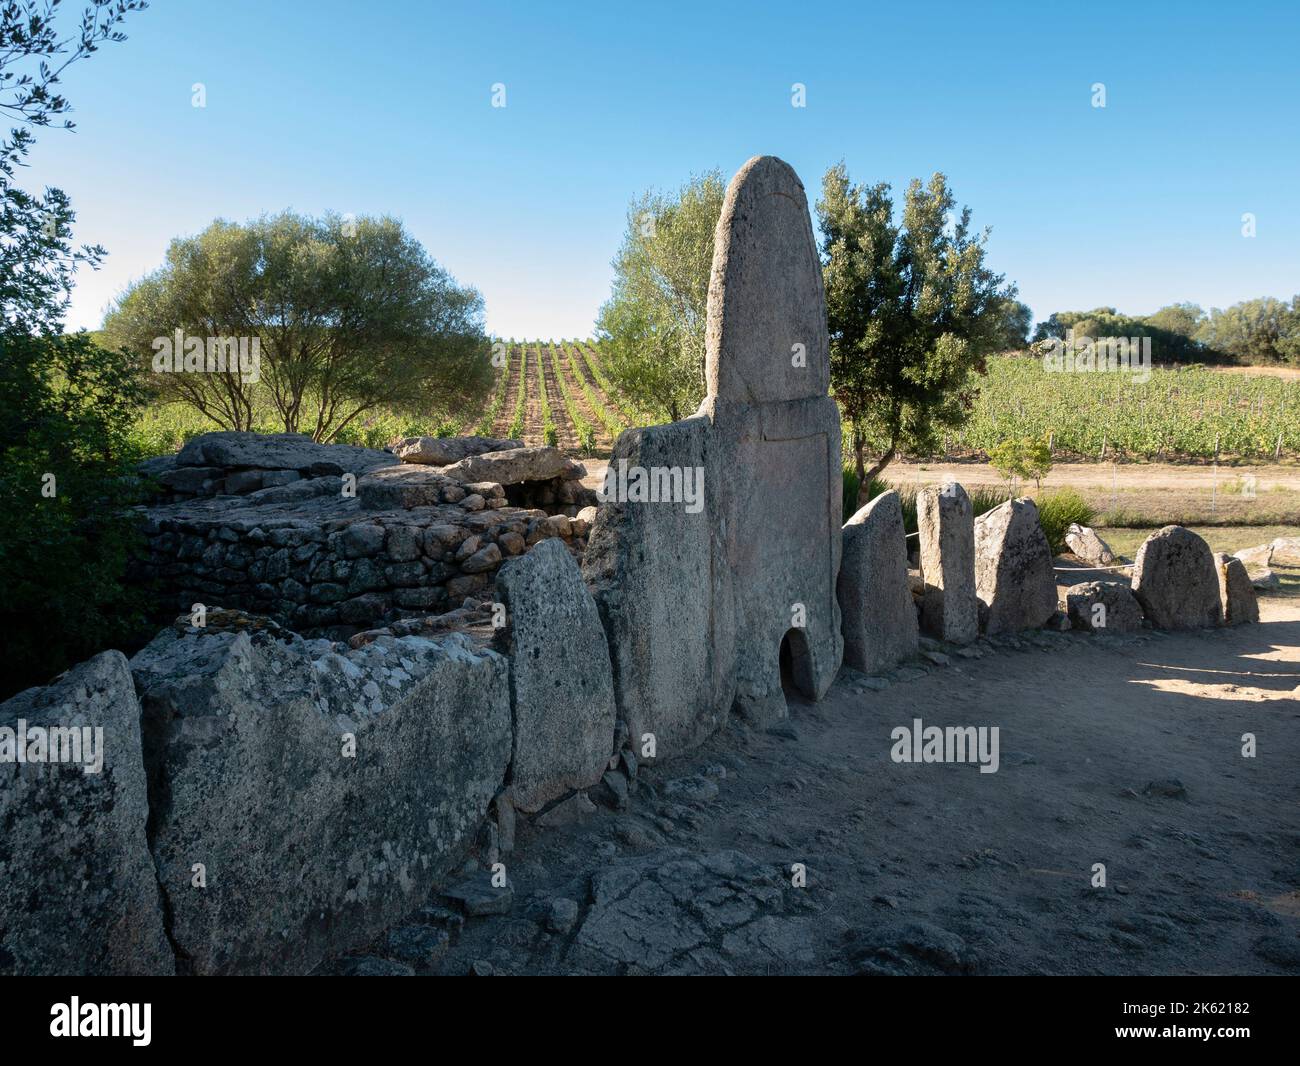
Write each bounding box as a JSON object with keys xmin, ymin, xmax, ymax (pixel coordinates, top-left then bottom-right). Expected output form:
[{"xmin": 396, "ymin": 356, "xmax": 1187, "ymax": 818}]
[
  {"xmin": 132, "ymin": 343, "xmax": 1300, "ymax": 466},
  {"xmin": 471, "ymin": 347, "xmax": 1300, "ymax": 464},
  {"xmin": 938, "ymin": 357, "xmax": 1300, "ymax": 463},
  {"xmin": 470, "ymin": 340, "xmax": 641, "ymax": 457}
]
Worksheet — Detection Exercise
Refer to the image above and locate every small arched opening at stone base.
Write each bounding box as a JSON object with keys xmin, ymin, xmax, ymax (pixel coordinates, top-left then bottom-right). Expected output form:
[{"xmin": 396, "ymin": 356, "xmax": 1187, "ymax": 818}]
[{"xmin": 778, "ymin": 626, "xmax": 817, "ymax": 708}]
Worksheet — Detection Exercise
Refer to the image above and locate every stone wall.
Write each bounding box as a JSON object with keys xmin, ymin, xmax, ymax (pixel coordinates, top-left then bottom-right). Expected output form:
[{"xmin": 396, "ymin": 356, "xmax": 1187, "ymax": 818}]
[{"xmin": 134, "ymin": 440, "xmax": 598, "ymax": 639}]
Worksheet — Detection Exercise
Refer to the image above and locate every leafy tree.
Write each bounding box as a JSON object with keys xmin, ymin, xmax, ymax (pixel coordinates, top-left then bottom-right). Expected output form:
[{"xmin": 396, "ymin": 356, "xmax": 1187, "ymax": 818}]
[
  {"xmin": 817, "ymin": 164, "xmax": 1012, "ymax": 506},
  {"xmin": 987, "ymin": 435, "xmax": 1052, "ymax": 491},
  {"xmin": 103, "ymin": 212, "xmax": 492, "ymax": 441},
  {"xmin": 0, "ymin": 331, "xmax": 152, "ymax": 697},
  {"xmin": 1145, "ymin": 302, "xmax": 1204, "ymax": 341},
  {"xmin": 0, "ymin": 0, "xmax": 149, "ymax": 697},
  {"xmin": 1195, "ymin": 297, "xmax": 1300, "ymax": 366},
  {"xmin": 594, "ymin": 171, "xmax": 725, "ymax": 423},
  {"xmin": 994, "ymin": 298, "xmax": 1033, "ymax": 351},
  {"xmin": 1029, "ymin": 305, "xmax": 1210, "ymax": 364}
]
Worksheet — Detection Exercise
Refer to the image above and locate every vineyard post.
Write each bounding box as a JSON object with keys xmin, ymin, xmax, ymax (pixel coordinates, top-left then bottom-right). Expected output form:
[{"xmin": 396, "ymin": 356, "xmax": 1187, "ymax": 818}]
[
  {"xmin": 1276, "ymin": 432, "xmax": 1284, "ymax": 460},
  {"xmin": 1211, "ymin": 433, "xmax": 1220, "ymax": 517}
]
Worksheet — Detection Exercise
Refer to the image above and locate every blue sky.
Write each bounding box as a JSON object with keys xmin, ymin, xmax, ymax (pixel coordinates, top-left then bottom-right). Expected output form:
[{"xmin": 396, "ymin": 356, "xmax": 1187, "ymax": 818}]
[{"xmin": 23, "ymin": 0, "xmax": 1300, "ymax": 338}]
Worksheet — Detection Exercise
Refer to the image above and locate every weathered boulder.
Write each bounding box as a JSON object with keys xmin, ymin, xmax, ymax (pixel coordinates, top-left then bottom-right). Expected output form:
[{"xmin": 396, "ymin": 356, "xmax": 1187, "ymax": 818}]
[
  {"xmin": 917, "ymin": 483, "xmax": 978, "ymax": 644},
  {"xmin": 1131, "ymin": 525, "xmax": 1221, "ymax": 630},
  {"xmin": 838, "ymin": 491, "xmax": 918, "ymax": 673},
  {"xmin": 496, "ymin": 539, "xmax": 617, "ymax": 812},
  {"xmin": 0, "ymin": 652, "xmax": 173, "ymax": 975},
  {"xmin": 1233, "ymin": 543, "xmax": 1274, "ymax": 573},
  {"xmin": 1064, "ymin": 581, "xmax": 1145, "ymax": 633},
  {"xmin": 1064, "ymin": 523, "xmax": 1116, "ymax": 567},
  {"xmin": 1214, "ymin": 552, "xmax": 1260, "ymax": 625},
  {"xmin": 391, "ymin": 435, "xmax": 521, "ymax": 466},
  {"xmin": 441, "ymin": 446, "xmax": 570, "ymax": 486},
  {"xmin": 130, "ymin": 618, "xmax": 510, "ymax": 975},
  {"xmin": 177, "ymin": 431, "xmax": 397, "ymax": 476},
  {"xmin": 974, "ymin": 498, "xmax": 1058, "ymax": 635}
]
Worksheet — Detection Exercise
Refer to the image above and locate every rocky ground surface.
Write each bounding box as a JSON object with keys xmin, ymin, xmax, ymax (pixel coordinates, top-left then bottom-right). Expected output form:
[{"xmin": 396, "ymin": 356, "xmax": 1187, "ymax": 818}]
[{"xmin": 321, "ymin": 600, "xmax": 1300, "ymax": 977}]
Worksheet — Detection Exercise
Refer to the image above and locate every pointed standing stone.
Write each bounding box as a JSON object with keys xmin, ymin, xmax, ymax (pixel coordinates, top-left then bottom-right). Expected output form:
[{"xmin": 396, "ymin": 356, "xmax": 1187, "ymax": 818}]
[
  {"xmin": 839, "ymin": 491, "xmax": 919, "ymax": 673},
  {"xmin": 917, "ymin": 483, "xmax": 978, "ymax": 644},
  {"xmin": 974, "ymin": 498, "xmax": 1058, "ymax": 635}
]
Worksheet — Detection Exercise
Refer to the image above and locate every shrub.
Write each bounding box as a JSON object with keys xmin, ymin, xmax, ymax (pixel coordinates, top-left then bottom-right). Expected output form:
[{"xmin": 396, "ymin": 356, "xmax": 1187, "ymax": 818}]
[
  {"xmin": 0, "ymin": 332, "xmax": 153, "ymax": 698},
  {"xmin": 1035, "ymin": 489, "xmax": 1096, "ymax": 554},
  {"xmin": 988, "ymin": 435, "xmax": 1053, "ymax": 490}
]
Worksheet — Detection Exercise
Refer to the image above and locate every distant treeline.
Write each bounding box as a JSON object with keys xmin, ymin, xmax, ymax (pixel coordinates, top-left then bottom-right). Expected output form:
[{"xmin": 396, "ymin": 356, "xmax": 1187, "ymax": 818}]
[{"xmin": 1018, "ymin": 299, "xmax": 1300, "ymax": 367}]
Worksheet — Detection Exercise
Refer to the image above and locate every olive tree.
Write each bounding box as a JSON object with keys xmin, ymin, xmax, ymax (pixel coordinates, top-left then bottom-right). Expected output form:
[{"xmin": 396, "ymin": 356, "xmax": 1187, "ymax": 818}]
[
  {"xmin": 817, "ymin": 164, "xmax": 1013, "ymax": 508},
  {"xmin": 104, "ymin": 212, "xmax": 491, "ymax": 441}
]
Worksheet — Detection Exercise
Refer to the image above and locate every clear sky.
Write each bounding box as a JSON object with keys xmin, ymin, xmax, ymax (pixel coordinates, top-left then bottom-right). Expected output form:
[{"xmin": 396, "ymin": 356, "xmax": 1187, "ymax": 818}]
[{"xmin": 23, "ymin": 0, "xmax": 1300, "ymax": 338}]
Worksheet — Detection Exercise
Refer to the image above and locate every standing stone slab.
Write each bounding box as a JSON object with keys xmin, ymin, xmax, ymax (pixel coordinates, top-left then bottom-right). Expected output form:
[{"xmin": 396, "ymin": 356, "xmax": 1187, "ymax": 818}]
[
  {"xmin": 130, "ymin": 623, "xmax": 510, "ymax": 975},
  {"xmin": 585, "ymin": 155, "xmax": 842, "ymax": 744},
  {"xmin": 1131, "ymin": 526, "xmax": 1221, "ymax": 630},
  {"xmin": 705, "ymin": 156, "xmax": 843, "ymax": 722},
  {"xmin": 584, "ymin": 417, "xmax": 735, "ymax": 757},
  {"xmin": 1214, "ymin": 552, "xmax": 1260, "ymax": 625},
  {"xmin": 974, "ymin": 498, "xmax": 1058, "ymax": 635},
  {"xmin": 917, "ymin": 483, "xmax": 978, "ymax": 644},
  {"xmin": 705, "ymin": 156, "xmax": 830, "ymax": 405},
  {"xmin": 496, "ymin": 539, "xmax": 618, "ymax": 812},
  {"xmin": 0, "ymin": 652, "xmax": 173, "ymax": 975},
  {"xmin": 839, "ymin": 491, "xmax": 919, "ymax": 674}
]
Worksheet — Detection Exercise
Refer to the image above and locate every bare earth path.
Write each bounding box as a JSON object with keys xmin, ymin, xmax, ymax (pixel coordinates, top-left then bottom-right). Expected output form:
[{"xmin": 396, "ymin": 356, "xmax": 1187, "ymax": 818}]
[{"xmin": 327, "ymin": 601, "xmax": 1300, "ymax": 976}]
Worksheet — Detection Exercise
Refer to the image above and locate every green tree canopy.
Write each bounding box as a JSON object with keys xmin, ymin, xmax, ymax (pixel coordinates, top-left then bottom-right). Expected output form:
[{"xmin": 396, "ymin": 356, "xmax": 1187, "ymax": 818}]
[
  {"xmin": 1031, "ymin": 305, "xmax": 1209, "ymax": 364},
  {"xmin": 1195, "ymin": 297, "xmax": 1300, "ymax": 366},
  {"xmin": 817, "ymin": 164, "xmax": 1013, "ymax": 503},
  {"xmin": 103, "ymin": 212, "xmax": 492, "ymax": 441},
  {"xmin": 994, "ymin": 299, "xmax": 1033, "ymax": 351},
  {"xmin": 594, "ymin": 171, "xmax": 725, "ymax": 423}
]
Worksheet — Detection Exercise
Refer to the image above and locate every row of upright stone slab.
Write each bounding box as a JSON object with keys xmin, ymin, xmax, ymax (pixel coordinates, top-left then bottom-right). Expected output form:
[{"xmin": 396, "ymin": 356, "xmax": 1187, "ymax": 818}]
[
  {"xmin": 839, "ymin": 484, "xmax": 1262, "ymax": 672},
  {"xmin": 585, "ymin": 155, "xmax": 843, "ymax": 755}
]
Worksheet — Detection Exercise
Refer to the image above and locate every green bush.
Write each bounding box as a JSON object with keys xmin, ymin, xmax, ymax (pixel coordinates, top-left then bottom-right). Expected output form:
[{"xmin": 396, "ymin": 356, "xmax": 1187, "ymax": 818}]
[
  {"xmin": 1035, "ymin": 489, "xmax": 1096, "ymax": 554},
  {"xmin": 0, "ymin": 332, "xmax": 154, "ymax": 698},
  {"xmin": 987, "ymin": 435, "xmax": 1052, "ymax": 490}
]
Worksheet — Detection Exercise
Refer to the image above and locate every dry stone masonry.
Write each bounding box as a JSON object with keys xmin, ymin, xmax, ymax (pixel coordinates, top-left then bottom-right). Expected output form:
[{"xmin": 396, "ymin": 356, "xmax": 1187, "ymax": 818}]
[{"xmin": 135, "ymin": 438, "xmax": 596, "ymax": 639}]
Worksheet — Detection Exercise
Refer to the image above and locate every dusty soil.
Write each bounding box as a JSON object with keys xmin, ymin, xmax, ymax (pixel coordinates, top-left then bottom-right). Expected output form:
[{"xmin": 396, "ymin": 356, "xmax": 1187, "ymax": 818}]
[
  {"xmin": 324, "ymin": 597, "xmax": 1300, "ymax": 977},
  {"xmin": 889, "ymin": 459, "xmax": 1300, "ymax": 491}
]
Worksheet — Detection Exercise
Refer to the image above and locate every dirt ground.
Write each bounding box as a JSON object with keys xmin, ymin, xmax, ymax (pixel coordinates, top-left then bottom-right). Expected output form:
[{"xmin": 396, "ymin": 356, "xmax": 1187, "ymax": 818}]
[{"xmin": 324, "ymin": 593, "xmax": 1300, "ymax": 977}]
